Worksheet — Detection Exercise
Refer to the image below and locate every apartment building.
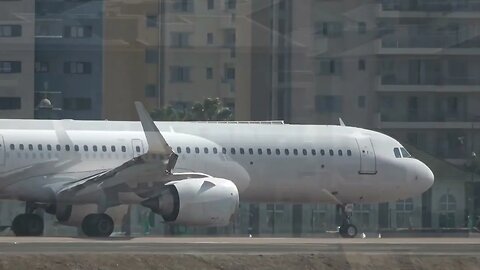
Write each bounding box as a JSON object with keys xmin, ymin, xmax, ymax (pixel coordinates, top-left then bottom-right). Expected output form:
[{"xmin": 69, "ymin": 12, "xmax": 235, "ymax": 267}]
[
  {"xmin": 0, "ymin": 0, "xmax": 35, "ymax": 119},
  {"xmin": 34, "ymin": 0, "xmax": 104, "ymax": 120}
]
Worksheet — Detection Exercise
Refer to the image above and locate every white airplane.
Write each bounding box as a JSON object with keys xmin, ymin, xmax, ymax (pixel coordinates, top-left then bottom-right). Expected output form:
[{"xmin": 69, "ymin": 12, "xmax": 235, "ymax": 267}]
[{"xmin": 0, "ymin": 102, "xmax": 433, "ymax": 238}]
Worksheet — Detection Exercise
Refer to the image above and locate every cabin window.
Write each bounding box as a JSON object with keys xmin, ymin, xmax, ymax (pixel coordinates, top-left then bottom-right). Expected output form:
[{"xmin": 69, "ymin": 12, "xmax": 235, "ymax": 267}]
[
  {"xmin": 84, "ymin": 145, "xmax": 88, "ymax": 152},
  {"xmin": 121, "ymin": 146, "xmax": 127, "ymax": 152},
  {"xmin": 222, "ymin": 148, "xmax": 227, "ymax": 154},
  {"xmin": 293, "ymin": 149, "xmax": 298, "ymax": 156},
  {"xmin": 135, "ymin": 146, "xmax": 141, "ymax": 153},
  {"xmin": 231, "ymin": 148, "xmax": 236, "ymax": 155},
  {"xmin": 28, "ymin": 144, "xmax": 33, "ymax": 151},
  {"xmin": 177, "ymin": 147, "xmax": 182, "ymax": 153},
  {"xmin": 9, "ymin": 144, "xmax": 14, "ymax": 150},
  {"xmin": 213, "ymin": 148, "xmax": 218, "ymax": 154},
  {"xmin": 47, "ymin": 145, "xmax": 52, "ymax": 151},
  {"xmin": 65, "ymin": 145, "xmax": 71, "ymax": 151},
  {"xmin": 240, "ymin": 148, "xmax": 245, "ymax": 155},
  {"xmin": 204, "ymin": 147, "xmax": 209, "ymax": 154},
  {"xmin": 276, "ymin": 149, "xmax": 281, "ymax": 155},
  {"xmin": 37, "ymin": 145, "xmax": 42, "ymax": 151},
  {"xmin": 249, "ymin": 148, "xmax": 254, "ymax": 155},
  {"xmin": 347, "ymin": 150, "xmax": 352, "ymax": 156},
  {"xmin": 267, "ymin": 148, "xmax": 272, "ymax": 155},
  {"xmin": 56, "ymin": 145, "xmax": 60, "ymax": 151},
  {"xmin": 195, "ymin": 147, "xmax": 200, "ymax": 154},
  {"xmin": 19, "ymin": 144, "xmax": 24, "ymax": 150},
  {"xmin": 329, "ymin": 149, "xmax": 334, "ymax": 156},
  {"xmin": 111, "ymin": 146, "xmax": 116, "ymax": 152},
  {"xmin": 320, "ymin": 149, "xmax": 325, "ymax": 156},
  {"xmin": 74, "ymin": 145, "xmax": 79, "ymax": 152},
  {"xmin": 285, "ymin": 149, "xmax": 290, "ymax": 155},
  {"xmin": 93, "ymin": 146, "xmax": 98, "ymax": 152},
  {"xmin": 303, "ymin": 149, "xmax": 308, "ymax": 156},
  {"xmin": 338, "ymin": 150, "xmax": 343, "ymax": 156},
  {"xmin": 258, "ymin": 149, "xmax": 263, "ymax": 155},
  {"xmin": 311, "ymin": 149, "xmax": 316, "ymax": 156},
  {"xmin": 394, "ymin": 148, "xmax": 401, "ymax": 158},
  {"xmin": 102, "ymin": 145, "xmax": 107, "ymax": 152},
  {"xmin": 186, "ymin": 147, "xmax": 191, "ymax": 153}
]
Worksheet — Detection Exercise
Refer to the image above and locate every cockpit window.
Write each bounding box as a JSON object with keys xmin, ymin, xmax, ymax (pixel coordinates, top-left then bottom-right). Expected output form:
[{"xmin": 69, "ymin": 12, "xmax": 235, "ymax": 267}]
[
  {"xmin": 400, "ymin": 147, "xmax": 412, "ymax": 158},
  {"xmin": 393, "ymin": 148, "xmax": 401, "ymax": 158}
]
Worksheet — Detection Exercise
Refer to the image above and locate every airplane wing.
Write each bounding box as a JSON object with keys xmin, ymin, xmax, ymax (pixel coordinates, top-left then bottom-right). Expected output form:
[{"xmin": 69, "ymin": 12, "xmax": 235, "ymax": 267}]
[{"xmin": 54, "ymin": 102, "xmax": 208, "ymax": 206}]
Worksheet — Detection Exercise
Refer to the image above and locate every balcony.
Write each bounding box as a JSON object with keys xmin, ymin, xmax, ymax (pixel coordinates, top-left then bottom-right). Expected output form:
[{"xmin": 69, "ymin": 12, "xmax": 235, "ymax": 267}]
[
  {"xmin": 376, "ymin": 35, "xmax": 480, "ymax": 55},
  {"xmin": 378, "ymin": 0, "xmax": 480, "ymax": 18},
  {"xmin": 376, "ymin": 75, "xmax": 480, "ymax": 93}
]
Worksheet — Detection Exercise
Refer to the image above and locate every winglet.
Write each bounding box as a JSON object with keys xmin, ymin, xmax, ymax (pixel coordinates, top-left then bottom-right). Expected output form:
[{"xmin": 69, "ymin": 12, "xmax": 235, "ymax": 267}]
[
  {"xmin": 339, "ymin": 118, "xmax": 346, "ymax": 127},
  {"xmin": 135, "ymin": 102, "xmax": 171, "ymax": 156}
]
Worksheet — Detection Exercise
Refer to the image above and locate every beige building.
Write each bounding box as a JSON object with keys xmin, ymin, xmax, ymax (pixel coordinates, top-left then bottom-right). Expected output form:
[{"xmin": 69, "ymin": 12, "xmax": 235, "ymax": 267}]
[{"xmin": 0, "ymin": 0, "xmax": 35, "ymax": 119}]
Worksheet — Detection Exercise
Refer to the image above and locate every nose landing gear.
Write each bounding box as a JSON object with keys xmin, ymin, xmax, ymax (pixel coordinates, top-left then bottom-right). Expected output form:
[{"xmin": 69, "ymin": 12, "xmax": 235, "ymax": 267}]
[{"xmin": 338, "ymin": 203, "xmax": 358, "ymax": 238}]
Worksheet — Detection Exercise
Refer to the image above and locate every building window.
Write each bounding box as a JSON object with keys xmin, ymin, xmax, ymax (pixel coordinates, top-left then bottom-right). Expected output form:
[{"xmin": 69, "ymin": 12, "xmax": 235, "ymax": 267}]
[
  {"xmin": 63, "ymin": 98, "xmax": 92, "ymax": 111},
  {"xmin": 64, "ymin": 26, "xmax": 92, "ymax": 38},
  {"xmin": 0, "ymin": 25, "xmax": 21, "ymax": 37},
  {"xmin": 439, "ymin": 193, "xmax": 456, "ymax": 228},
  {"xmin": 64, "ymin": 62, "xmax": 91, "ymax": 74},
  {"xmin": 318, "ymin": 58, "xmax": 342, "ymax": 75},
  {"xmin": 224, "ymin": 67, "xmax": 235, "ymax": 81},
  {"xmin": 358, "ymin": 22, "xmax": 366, "ymax": 34},
  {"xmin": 358, "ymin": 96, "xmax": 366, "ymax": 108},
  {"xmin": 225, "ymin": 0, "xmax": 236, "ymax": 10},
  {"xmin": 0, "ymin": 61, "xmax": 21, "ymax": 73},
  {"xmin": 207, "ymin": 0, "xmax": 214, "ymax": 9},
  {"xmin": 35, "ymin": 62, "xmax": 49, "ymax": 73},
  {"xmin": 358, "ymin": 59, "xmax": 366, "ymax": 70},
  {"xmin": 145, "ymin": 48, "xmax": 158, "ymax": 64},
  {"xmin": 206, "ymin": 67, "xmax": 213, "ymax": 79},
  {"xmin": 316, "ymin": 21, "xmax": 343, "ymax": 37},
  {"xmin": 170, "ymin": 32, "xmax": 191, "ymax": 48},
  {"xmin": 396, "ymin": 198, "xmax": 414, "ymax": 228},
  {"xmin": 170, "ymin": 66, "xmax": 191, "ymax": 82},
  {"xmin": 146, "ymin": 15, "xmax": 158, "ymax": 27},
  {"xmin": 315, "ymin": 95, "xmax": 343, "ymax": 113},
  {"xmin": 266, "ymin": 204, "xmax": 285, "ymax": 232},
  {"xmin": 0, "ymin": 97, "xmax": 21, "ymax": 110},
  {"xmin": 173, "ymin": 0, "xmax": 194, "ymax": 12},
  {"xmin": 310, "ymin": 204, "xmax": 327, "ymax": 233},
  {"xmin": 207, "ymin": 32, "xmax": 214, "ymax": 44},
  {"xmin": 223, "ymin": 29, "xmax": 236, "ymax": 47},
  {"xmin": 145, "ymin": 84, "xmax": 157, "ymax": 97},
  {"xmin": 353, "ymin": 204, "xmax": 371, "ymax": 229}
]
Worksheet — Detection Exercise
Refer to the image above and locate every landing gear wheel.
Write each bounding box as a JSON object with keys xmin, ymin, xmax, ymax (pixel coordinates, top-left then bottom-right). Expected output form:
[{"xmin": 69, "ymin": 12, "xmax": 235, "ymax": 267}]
[
  {"xmin": 339, "ymin": 224, "xmax": 357, "ymax": 238},
  {"xmin": 81, "ymin": 214, "xmax": 114, "ymax": 237},
  {"xmin": 11, "ymin": 214, "xmax": 44, "ymax": 236}
]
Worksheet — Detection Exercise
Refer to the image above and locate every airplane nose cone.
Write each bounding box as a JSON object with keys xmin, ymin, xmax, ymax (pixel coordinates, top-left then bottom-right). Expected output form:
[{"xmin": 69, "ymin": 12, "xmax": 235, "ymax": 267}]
[{"xmin": 416, "ymin": 161, "xmax": 434, "ymax": 193}]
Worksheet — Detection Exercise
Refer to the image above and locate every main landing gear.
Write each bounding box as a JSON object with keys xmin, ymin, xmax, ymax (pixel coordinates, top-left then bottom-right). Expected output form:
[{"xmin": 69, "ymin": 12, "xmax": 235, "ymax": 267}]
[
  {"xmin": 11, "ymin": 203, "xmax": 44, "ymax": 236},
  {"xmin": 81, "ymin": 213, "xmax": 114, "ymax": 237},
  {"xmin": 338, "ymin": 204, "xmax": 358, "ymax": 238}
]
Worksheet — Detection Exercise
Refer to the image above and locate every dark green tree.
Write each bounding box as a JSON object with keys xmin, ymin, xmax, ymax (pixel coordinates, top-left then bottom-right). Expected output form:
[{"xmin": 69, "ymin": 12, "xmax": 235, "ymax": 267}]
[{"xmin": 151, "ymin": 98, "xmax": 233, "ymax": 121}]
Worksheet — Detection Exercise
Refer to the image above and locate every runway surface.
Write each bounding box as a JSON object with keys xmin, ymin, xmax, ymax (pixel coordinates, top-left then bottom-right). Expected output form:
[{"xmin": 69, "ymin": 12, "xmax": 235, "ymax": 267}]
[{"xmin": 0, "ymin": 237, "xmax": 479, "ymax": 255}]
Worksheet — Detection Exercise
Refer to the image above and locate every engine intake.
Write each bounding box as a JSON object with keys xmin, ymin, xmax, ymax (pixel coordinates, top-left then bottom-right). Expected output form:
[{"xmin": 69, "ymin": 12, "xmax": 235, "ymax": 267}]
[{"xmin": 142, "ymin": 178, "xmax": 239, "ymax": 227}]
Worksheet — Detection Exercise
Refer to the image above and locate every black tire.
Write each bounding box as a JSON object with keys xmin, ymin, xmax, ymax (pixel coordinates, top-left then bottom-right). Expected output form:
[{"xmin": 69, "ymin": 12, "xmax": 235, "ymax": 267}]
[
  {"xmin": 339, "ymin": 224, "xmax": 357, "ymax": 238},
  {"xmin": 81, "ymin": 214, "xmax": 114, "ymax": 238},
  {"xmin": 12, "ymin": 214, "xmax": 44, "ymax": 237}
]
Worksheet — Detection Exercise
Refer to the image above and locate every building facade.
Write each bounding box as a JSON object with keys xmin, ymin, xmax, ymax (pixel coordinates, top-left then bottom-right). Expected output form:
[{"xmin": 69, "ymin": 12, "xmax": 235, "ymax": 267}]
[{"xmin": 0, "ymin": 0, "xmax": 35, "ymax": 119}]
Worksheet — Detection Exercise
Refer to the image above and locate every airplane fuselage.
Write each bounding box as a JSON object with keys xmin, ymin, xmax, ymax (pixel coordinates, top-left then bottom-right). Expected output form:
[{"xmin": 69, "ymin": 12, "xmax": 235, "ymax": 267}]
[{"xmin": 0, "ymin": 120, "xmax": 433, "ymax": 206}]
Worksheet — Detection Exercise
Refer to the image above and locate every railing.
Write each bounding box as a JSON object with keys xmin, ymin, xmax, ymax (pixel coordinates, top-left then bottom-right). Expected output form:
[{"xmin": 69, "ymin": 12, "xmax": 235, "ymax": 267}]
[
  {"xmin": 381, "ymin": 75, "xmax": 480, "ymax": 86},
  {"xmin": 381, "ymin": 0, "xmax": 480, "ymax": 12}
]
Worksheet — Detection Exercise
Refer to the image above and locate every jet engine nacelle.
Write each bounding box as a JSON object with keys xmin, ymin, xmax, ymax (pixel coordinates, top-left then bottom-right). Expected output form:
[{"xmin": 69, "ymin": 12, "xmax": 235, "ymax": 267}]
[{"xmin": 142, "ymin": 178, "xmax": 239, "ymax": 227}]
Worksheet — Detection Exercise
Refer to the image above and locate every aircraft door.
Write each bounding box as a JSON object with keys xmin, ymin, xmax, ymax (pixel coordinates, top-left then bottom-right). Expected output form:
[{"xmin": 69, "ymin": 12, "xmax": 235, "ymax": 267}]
[
  {"xmin": 0, "ymin": 135, "xmax": 4, "ymax": 165},
  {"xmin": 131, "ymin": 139, "xmax": 144, "ymax": 158},
  {"xmin": 355, "ymin": 136, "xmax": 377, "ymax": 174}
]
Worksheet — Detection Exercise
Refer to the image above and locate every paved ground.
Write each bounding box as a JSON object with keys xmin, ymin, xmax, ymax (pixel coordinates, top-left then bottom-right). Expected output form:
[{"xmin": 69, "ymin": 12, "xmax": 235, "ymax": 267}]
[{"xmin": 0, "ymin": 237, "xmax": 478, "ymax": 255}]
